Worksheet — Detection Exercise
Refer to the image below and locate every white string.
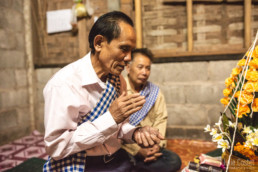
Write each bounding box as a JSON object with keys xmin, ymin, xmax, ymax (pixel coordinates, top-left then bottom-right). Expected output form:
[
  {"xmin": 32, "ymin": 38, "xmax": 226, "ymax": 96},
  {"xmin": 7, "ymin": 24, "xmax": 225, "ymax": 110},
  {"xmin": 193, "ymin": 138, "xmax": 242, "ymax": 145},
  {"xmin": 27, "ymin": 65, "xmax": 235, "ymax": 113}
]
[{"xmin": 225, "ymin": 31, "xmax": 258, "ymax": 172}]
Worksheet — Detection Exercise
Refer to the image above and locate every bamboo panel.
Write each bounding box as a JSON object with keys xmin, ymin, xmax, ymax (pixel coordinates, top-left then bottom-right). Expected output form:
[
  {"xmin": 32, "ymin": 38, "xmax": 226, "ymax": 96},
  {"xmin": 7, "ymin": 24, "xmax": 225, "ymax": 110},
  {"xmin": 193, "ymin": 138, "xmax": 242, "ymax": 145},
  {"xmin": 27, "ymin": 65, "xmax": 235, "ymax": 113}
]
[
  {"xmin": 135, "ymin": 0, "xmax": 143, "ymax": 48},
  {"xmin": 245, "ymin": 0, "xmax": 252, "ymax": 48},
  {"xmin": 187, "ymin": 0, "xmax": 193, "ymax": 52}
]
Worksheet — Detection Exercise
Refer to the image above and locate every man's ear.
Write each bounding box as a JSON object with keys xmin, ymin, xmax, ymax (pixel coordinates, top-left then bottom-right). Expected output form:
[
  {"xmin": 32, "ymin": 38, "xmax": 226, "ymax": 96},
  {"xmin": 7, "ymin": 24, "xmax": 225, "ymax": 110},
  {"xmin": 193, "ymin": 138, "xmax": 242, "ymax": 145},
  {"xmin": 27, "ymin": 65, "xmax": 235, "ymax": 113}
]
[{"xmin": 94, "ymin": 35, "xmax": 104, "ymax": 52}]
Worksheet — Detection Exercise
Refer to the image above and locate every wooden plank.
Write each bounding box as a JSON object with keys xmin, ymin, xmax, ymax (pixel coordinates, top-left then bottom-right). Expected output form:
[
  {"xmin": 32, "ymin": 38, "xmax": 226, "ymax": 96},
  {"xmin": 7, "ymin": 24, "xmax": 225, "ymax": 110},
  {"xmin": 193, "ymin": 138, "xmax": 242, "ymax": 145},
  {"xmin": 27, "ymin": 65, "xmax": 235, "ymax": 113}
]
[
  {"xmin": 135, "ymin": 0, "xmax": 143, "ymax": 48},
  {"xmin": 187, "ymin": 0, "xmax": 193, "ymax": 52},
  {"xmin": 244, "ymin": 0, "xmax": 251, "ymax": 48},
  {"xmin": 152, "ymin": 48, "xmax": 247, "ymax": 58},
  {"xmin": 78, "ymin": 18, "xmax": 88, "ymax": 58}
]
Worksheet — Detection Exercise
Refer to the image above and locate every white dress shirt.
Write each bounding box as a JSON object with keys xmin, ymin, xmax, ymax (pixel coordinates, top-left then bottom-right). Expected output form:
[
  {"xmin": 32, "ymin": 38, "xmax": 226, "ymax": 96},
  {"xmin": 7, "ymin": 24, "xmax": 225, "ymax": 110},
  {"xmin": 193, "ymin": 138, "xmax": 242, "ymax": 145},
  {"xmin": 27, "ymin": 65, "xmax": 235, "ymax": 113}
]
[{"xmin": 43, "ymin": 52, "xmax": 135, "ymax": 160}]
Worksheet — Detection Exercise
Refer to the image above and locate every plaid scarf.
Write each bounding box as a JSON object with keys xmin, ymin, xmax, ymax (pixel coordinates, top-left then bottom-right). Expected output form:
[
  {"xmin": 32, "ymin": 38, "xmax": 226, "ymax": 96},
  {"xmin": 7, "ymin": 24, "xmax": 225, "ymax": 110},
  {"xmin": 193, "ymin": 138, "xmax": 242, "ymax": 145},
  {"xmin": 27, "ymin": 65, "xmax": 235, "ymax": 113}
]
[
  {"xmin": 43, "ymin": 74, "xmax": 120, "ymax": 172},
  {"xmin": 129, "ymin": 82, "xmax": 159, "ymax": 126}
]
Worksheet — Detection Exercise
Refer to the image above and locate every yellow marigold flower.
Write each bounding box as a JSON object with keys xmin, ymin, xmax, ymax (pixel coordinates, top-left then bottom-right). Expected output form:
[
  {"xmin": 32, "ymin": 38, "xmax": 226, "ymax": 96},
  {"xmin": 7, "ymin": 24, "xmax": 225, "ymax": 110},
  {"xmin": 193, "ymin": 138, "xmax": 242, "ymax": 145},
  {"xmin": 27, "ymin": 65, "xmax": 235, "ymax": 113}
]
[
  {"xmin": 234, "ymin": 142, "xmax": 258, "ymax": 161},
  {"xmin": 253, "ymin": 45, "xmax": 258, "ymax": 58},
  {"xmin": 231, "ymin": 67, "xmax": 241, "ymax": 77},
  {"xmin": 249, "ymin": 58, "xmax": 258, "ymax": 69},
  {"xmin": 246, "ymin": 69, "xmax": 258, "ymax": 82},
  {"xmin": 243, "ymin": 81, "xmax": 256, "ymax": 93},
  {"xmin": 237, "ymin": 59, "xmax": 246, "ymax": 66},
  {"xmin": 235, "ymin": 104, "xmax": 250, "ymax": 118},
  {"xmin": 220, "ymin": 97, "xmax": 230, "ymax": 106},
  {"xmin": 234, "ymin": 91, "xmax": 254, "ymax": 105},
  {"xmin": 225, "ymin": 77, "xmax": 235, "ymax": 87},
  {"xmin": 252, "ymin": 98, "xmax": 258, "ymax": 112},
  {"xmin": 223, "ymin": 88, "xmax": 232, "ymax": 97}
]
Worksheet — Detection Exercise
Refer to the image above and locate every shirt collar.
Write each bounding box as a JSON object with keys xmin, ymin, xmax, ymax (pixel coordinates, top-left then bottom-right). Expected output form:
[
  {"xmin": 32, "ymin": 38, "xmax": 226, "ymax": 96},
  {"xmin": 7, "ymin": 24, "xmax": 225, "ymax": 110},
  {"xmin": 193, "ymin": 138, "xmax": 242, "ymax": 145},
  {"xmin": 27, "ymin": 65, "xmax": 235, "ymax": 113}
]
[{"xmin": 80, "ymin": 52, "xmax": 105, "ymax": 88}]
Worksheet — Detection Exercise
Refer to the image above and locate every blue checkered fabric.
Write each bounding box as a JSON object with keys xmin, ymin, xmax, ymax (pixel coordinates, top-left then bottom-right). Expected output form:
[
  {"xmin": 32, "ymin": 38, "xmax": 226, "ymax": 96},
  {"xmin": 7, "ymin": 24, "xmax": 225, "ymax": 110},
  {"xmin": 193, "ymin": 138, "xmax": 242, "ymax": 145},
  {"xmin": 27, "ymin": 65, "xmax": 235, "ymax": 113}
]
[
  {"xmin": 43, "ymin": 74, "xmax": 120, "ymax": 172},
  {"xmin": 129, "ymin": 82, "xmax": 159, "ymax": 126}
]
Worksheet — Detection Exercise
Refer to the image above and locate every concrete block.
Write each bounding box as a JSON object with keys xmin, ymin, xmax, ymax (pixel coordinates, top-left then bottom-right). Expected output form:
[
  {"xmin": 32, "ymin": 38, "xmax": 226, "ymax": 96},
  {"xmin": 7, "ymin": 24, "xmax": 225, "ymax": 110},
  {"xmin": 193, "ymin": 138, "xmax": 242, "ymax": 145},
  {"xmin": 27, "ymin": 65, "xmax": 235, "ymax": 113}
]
[
  {"xmin": 0, "ymin": 50, "xmax": 25, "ymax": 68},
  {"xmin": 167, "ymin": 104, "xmax": 209, "ymax": 126},
  {"xmin": 16, "ymin": 32, "xmax": 25, "ymax": 50},
  {"xmin": 0, "ymin": 125, "xmax": 31, "ymax": 145},
  {"xmin": 37, "ymin": 83, "xmax": 45, "ymax": 103},
  {"xmin": 207, "ymin": 105, "xmax": 224, "ymax": 125},
  {"xmin": 184, "ymin": 82, "xmax": 223, "ymax": 104},
  {"xmin": 0, "ymin": 70, "xmax": 16, "ymax": 89},
  {"xmin": 166, "ymin": 126, "xmax": 211, "ymax": 140},
  {"xmin": 0, "ymin": 110, "xmax": 18, "ymax": 130},
  {"xmin": 12, "ymin": 0, "xmax": 24, "ymax": 13},
  {"xmin": 5, "ymin": 8, "xmax": 23, "ymax": 33},
  {"xmin": 0, "ymin": 89, "xmax": 29, "ymax": 108},
  {"xmin": 160, "ymin": 62, "xmax": 209, "ymax": 82},
  {"xmin": 0, "ymin": 0, "xmax": 12, "ymax": 8},
  {"xmin": 208, "ymin": 60, "xmax": 238, "ymax": 81},
  {"xmin": 159, "ymin": 84, "xmax": 186, "ymax": 104},
  {"xmin": 149, "ymin": 64, "xmax": 165, "ymax": 83},
  {"xmin": 17, "ymin": 107, "xmax": 30, "ymax": 127},
  {"xmin": 0, "ymin": 29, "xmax": 17, "ymax": 49},
  {"xmin": 15, "ymin": 69, "xmax": 27, "ymax": 87},
  {"xmin": 35, "ymin": 103, "xmax": 45, "ymax": 133},
  {"xmin": 36, "ymin": 68, "xmax": 56, "ymax": 83}
]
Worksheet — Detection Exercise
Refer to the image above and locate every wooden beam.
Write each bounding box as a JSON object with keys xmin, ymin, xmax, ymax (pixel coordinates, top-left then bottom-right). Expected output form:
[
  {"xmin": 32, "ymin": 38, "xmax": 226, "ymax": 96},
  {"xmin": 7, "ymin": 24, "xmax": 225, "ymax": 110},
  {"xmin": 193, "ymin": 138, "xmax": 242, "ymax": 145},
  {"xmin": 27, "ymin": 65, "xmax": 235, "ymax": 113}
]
[
  {"xmin": 135, "ymin": 0, "xmax": 143, "ymax": 48},
  {"xmin": 78, "ymin": 18, "xmax": 88, "ymax": 58},
  {"xmin": 152, "ymin": 48, "xmax": 247, "ymax": 58},
  {"xmin": 244, "ymin": 0, "xmax": 252, "ymax": 48},
  {"xmin": 187, "ymin": 0, "xmax": 193, "ymax": 52},
  {"xmin": 163, "ymin": 0, "xmax": 246, "ymax": 2}
]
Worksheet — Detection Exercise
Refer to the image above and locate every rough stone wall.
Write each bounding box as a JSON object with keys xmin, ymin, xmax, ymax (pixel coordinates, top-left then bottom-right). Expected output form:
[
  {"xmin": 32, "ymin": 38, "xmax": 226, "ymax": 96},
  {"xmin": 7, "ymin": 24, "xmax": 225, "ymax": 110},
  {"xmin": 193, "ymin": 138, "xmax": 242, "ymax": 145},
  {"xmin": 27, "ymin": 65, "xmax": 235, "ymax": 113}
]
[{"xmin": 0, "ymin": 0, "xmax": 31, "ymax": 145}]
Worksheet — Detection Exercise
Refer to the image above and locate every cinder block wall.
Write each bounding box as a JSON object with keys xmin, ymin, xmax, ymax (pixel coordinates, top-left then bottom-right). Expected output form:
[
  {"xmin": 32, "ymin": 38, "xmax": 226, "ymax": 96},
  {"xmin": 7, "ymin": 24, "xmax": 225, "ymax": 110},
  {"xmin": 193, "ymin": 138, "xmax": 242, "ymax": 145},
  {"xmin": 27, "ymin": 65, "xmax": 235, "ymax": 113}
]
[
  {"xmin": 0, "ymin": 0, "xmax": 31, "ymax": 145},
  {"xmin": 148, "ymin": 60, "xmax": 238, "ymax": 140}
]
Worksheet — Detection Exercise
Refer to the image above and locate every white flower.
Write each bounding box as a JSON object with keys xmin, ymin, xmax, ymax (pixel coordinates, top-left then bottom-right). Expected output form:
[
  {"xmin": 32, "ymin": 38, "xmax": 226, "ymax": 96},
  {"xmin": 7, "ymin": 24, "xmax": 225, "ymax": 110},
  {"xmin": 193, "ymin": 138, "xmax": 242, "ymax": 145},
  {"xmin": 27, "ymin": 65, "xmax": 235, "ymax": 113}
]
[
  {"xmin": 204, "ymin": 125, "xmax": 211, "ymax": 132},
  {"xmin": 217, "ymin": 140, "xmax": 230, "ymax": 152},
  {"xmin": 212, "ymin": 134, "xmax": 223, "ymax": 142},
  {"xmin": 242, "ymin": 125, "xmax": 252, "ymax": 134},
  {"xmin": 214, "ymin": 119, "xmax": 221, "ymax": 127},
  {"xmin": 228, "ymin": 121, "xmax": 236, "ymax": 128},
  {"xmin": 244, "ymin": 141, "xmax": 253, "ymax": 148},
  {"xmin": 210, "ymin": 128, "xmax": 218, "ymax": 136}
]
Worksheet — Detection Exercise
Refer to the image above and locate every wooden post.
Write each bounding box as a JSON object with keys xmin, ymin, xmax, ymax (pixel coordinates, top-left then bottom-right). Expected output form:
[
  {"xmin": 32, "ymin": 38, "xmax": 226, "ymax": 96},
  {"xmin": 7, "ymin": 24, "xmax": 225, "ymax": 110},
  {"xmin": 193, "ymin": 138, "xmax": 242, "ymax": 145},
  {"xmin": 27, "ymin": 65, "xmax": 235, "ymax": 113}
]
[
  {"xmin": 78, "ymin": 18, "xmax": 88, "ymax": 58},
  {"xmin": 24, "ymin": 0, "xmax": 35, "ymax": 131},
  {"xmin": 244, "ymin": 0, "xmax": 251, "ymax": 48},
  {"xmin": 187, "ymin": 0, "xmax": 193, "ymax": 52},
  {"xmin": 135, "ymin": 0, "xmax": 142, "ymax": 48}
]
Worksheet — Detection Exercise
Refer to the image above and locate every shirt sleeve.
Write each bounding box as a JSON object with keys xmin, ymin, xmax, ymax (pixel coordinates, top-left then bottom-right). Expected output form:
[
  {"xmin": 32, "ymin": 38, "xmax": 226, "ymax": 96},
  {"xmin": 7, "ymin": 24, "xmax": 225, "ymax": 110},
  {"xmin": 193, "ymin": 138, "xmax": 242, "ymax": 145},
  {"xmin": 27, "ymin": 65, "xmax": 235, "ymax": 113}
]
[
  {"xmin": 43, "ymin": 83, "xmax": 120, "ymax": 160},
  {"xmin": 151, "ymin": 90, "xmax": 168, "ymax": 148}
]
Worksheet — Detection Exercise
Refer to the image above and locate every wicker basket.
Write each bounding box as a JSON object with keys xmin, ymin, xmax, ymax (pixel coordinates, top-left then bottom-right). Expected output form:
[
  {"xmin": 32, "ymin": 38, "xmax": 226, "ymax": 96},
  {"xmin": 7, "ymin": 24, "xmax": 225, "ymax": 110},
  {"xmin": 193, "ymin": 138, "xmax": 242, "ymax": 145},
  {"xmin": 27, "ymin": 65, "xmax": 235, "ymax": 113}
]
[{"xmin": 223, "ymin": 150, "xmax": 258, "ymax": 172}]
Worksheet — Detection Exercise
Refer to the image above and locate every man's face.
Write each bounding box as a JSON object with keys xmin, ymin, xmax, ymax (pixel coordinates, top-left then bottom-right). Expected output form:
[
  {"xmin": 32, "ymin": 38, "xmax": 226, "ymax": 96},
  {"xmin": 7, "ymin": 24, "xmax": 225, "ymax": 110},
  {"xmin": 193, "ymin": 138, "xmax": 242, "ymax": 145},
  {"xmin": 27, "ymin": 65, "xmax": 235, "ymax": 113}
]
[
  {"xmin": 127, "ymin": 53, "xmax": 151, "ymax": 87},
  {"xmin": 98, "ymin": 21, "xmax": 136, "ymax": 76}
]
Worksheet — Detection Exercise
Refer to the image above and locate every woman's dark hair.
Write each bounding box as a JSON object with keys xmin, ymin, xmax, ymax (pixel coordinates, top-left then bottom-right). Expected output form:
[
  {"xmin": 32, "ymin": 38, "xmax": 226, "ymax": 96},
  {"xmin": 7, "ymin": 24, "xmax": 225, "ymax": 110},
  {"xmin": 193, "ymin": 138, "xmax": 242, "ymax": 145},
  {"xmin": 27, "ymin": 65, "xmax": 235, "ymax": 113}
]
[
  {"xmin": 88, "ymin": 11, "xmax": 134, "ymax": 54},
  {"xmin": 131, "ymin": 48, "xmax": 153, "ymax": 62}
]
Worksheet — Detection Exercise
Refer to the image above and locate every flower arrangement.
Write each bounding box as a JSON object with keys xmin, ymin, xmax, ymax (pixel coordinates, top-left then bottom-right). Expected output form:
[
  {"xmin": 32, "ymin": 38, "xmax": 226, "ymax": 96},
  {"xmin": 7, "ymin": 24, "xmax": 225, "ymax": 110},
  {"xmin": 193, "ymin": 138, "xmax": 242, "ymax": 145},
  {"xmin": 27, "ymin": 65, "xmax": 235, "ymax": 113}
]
[{"xmin": 204, "ymin": 36, "xmax": 258, "ymax": 170}]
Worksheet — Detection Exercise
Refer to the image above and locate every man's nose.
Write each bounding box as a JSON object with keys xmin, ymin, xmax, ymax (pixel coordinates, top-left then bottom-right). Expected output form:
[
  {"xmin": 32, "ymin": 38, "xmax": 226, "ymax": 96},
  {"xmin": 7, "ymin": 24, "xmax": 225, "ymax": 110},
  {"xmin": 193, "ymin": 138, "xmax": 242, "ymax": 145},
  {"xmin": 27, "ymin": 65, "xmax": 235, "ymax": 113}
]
[
  {"xmin": 124, "ymin": 52, "xmax": 131, "ymax": 61},
  {"xmin": 142, "ymin": 68, "xmax": 147, "ymax": 75}
]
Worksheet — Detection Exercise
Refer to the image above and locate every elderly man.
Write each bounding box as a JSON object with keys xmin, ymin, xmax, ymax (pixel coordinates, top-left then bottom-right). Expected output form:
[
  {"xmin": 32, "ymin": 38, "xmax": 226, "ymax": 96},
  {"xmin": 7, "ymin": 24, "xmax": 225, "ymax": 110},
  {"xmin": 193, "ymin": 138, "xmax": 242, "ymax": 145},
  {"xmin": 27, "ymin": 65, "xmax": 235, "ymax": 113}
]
[
  {"xmin": 122, "ymin": 48, "xmax": 181, "ymax": 172},
  {"xmin": 43, "ymin": 12, "xmax": 163, "ymax": 172}
]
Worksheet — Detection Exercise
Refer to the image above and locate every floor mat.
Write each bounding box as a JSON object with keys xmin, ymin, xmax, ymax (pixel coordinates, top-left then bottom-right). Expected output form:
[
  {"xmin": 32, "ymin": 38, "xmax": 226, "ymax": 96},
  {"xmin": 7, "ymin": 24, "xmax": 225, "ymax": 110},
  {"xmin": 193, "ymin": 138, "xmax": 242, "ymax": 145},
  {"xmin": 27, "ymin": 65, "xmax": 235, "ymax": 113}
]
[
  {"xmin": 0, "ymin": 131, "xmax": 48, "ymax": 171},
  {"xmin": 0, "ymin": 131, "xmax": 217, "ymax": 171},
  {"xmin": 167, "ymin": 139, "xmax": 217, "ymax": 170}
]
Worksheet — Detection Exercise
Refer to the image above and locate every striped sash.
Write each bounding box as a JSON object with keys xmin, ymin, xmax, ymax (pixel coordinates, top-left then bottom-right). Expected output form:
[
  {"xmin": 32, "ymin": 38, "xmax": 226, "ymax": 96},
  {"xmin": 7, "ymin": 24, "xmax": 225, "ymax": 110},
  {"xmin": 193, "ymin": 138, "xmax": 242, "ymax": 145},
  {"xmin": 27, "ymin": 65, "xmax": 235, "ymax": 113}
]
[
  {"xmin": 129, "ymin": 82, "xmax": 159, "ymax": 126},
  {"xmin": 43, "ymin": 74, "xmax": 120, "ymax": 172}
]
